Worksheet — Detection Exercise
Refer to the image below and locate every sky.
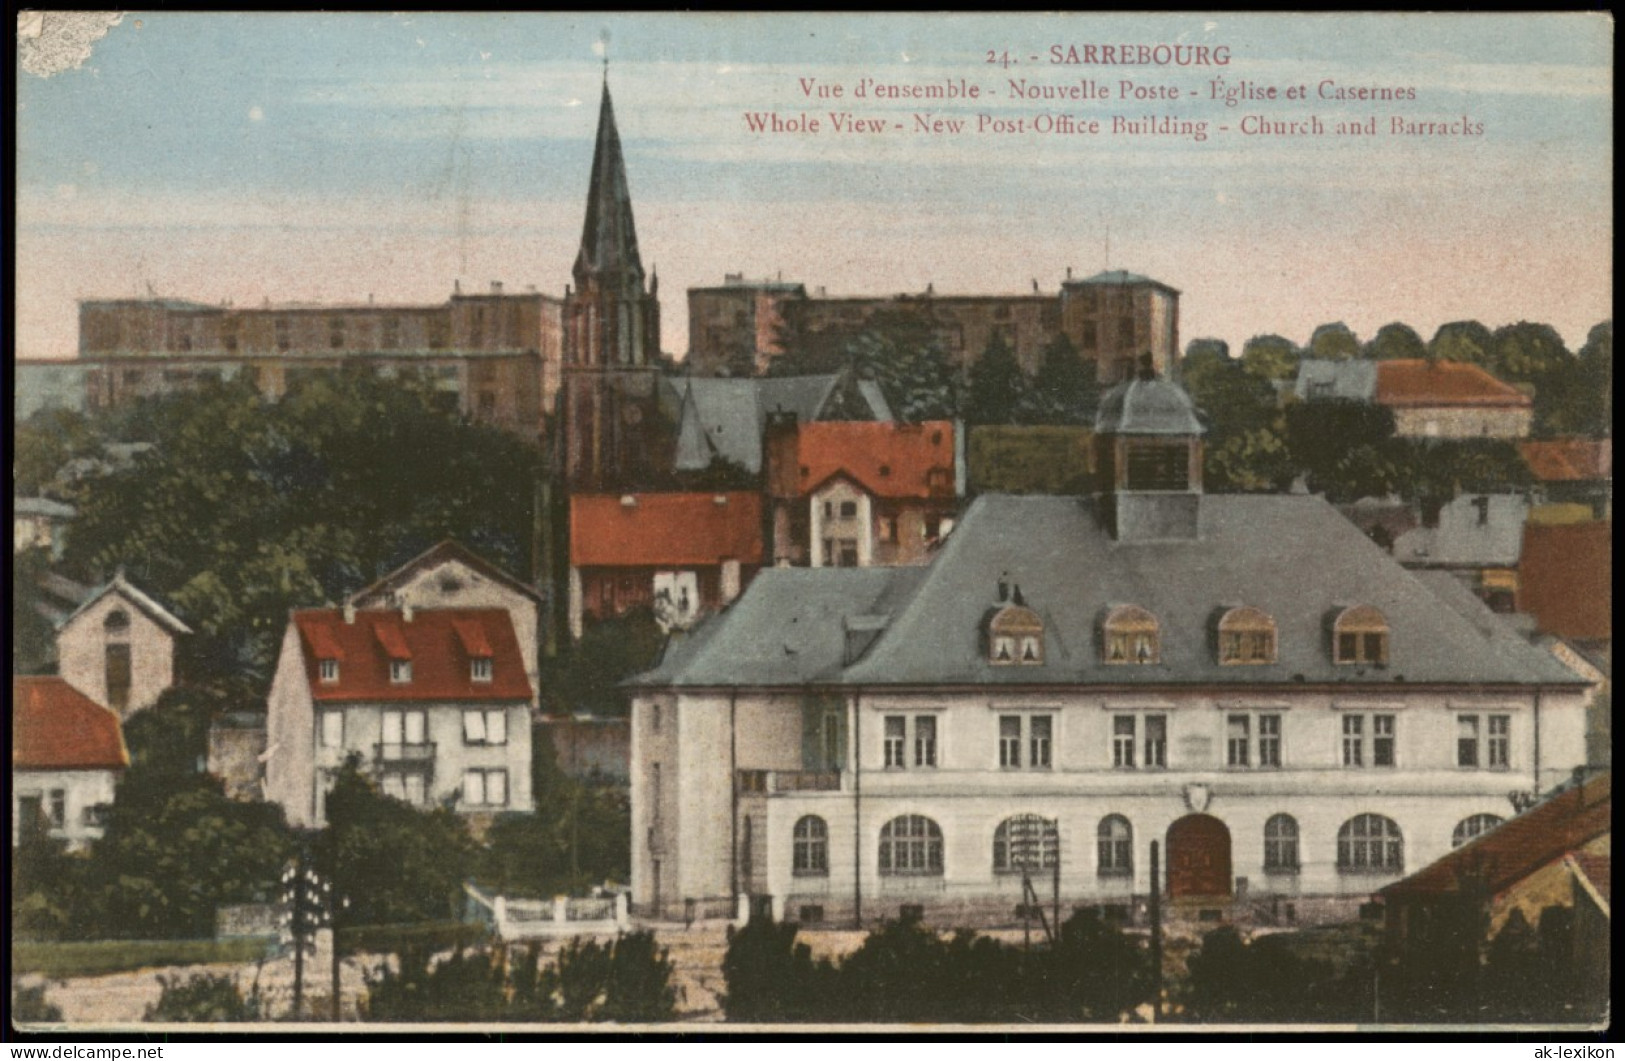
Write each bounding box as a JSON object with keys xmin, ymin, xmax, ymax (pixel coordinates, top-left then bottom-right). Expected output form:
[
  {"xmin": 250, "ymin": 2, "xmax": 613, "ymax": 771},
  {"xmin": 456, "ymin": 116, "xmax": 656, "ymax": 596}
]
[{"xmin": 14, "ymin": 12, "xmax": 1614, "ymax": 360}]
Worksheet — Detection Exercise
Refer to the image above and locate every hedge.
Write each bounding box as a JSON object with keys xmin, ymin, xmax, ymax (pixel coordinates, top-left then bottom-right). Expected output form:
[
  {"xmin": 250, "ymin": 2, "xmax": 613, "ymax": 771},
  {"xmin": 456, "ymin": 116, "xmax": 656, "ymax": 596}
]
[
  {"xmin": 337, "ymin": 920, "xmax": 490, "ymax": 957},
  {"xmin": 13, "ymin": 938, "xmax": 273, "ymax": 979}
]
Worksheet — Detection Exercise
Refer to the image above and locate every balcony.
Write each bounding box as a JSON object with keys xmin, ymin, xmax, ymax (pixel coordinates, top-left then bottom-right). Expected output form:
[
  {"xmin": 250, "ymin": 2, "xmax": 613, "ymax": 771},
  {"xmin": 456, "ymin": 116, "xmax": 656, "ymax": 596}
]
[
  {"xmin": 375, "ymin": 742, "xmax": 436, "ymax": 769},
  {"xmin": 737, "ymin": 769, "xmax": 844, "ymax": 794}
]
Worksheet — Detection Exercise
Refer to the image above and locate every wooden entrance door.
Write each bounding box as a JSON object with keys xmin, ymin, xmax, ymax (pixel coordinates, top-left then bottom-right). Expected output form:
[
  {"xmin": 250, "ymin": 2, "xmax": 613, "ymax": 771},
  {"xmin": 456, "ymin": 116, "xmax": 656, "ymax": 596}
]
[{"xmin": 1167, "ymin": 814, "xmax": 1232, "ymax": 899}]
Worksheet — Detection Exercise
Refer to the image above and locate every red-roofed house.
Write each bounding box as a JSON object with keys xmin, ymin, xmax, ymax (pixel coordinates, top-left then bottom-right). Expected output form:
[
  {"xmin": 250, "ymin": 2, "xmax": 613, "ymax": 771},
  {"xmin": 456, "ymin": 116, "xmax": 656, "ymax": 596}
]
[
  {"xmin": 1376, "ymin": 359, "xmax": 1533, "ymax": 439},
  {"xmin": 263, "ymin": 606, "xmax": 534, "ymax": 828},
  {"xmin": 1518, "ymin": 521, "xmax": 1612, "ymax": 641},
  {"xmin": 1521, "ymin": 438, "xmax": 1612, "ymax": 521},
  {"xmin": 13, "ymin": 676, "xmax": 129, "ymax": 848},
  {"xmin": 568, "ymin": 492, "xmax": 763, "ymax": 638},
  {"xmin": 347, "ymin": 540, "xmax": 543, "ymax": 709},
  {"xmin": 1380, "ymin": 771, "xmax": 1610, "ymax": 949},
  {"xmin": 765, "ymin": 420, "xmax": 957, "ymax": 567}
]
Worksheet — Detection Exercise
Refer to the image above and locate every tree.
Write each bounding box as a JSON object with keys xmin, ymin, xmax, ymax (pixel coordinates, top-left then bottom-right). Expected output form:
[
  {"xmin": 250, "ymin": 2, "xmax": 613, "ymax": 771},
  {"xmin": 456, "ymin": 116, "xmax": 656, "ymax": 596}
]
[
  {"xmin": 1575, "ymin": 320, "xmax": 1613, "ymax": 436},
  {"xmin": 1427, "ymin": 320, "xmax": 1494, "ymax": 367},
  {"xmin": 1240, "ymin": 334, "xmax": 1299, "ymax": 382},
  {"xmin": 1181, "ymin": 345, "xmax": 1291, "ymax": 492},
  {"xmin": 1019, "ymin": 333, "xmax": 1098, "ymax": 425},
  {"xmin": 1364, "ymin": 322, "xmax": 1427, "ymax": 361},
  {"xmin": 963, "ymin": 332, "xmax": 1027, "ymax": 425},
  {"xmin": 10, "ymin": 547, "xmax": 59, "ymax": 676},
  {"xmin": 1284, "ymin": 400, "xmax": 1400, "ymax": 502},
  {"xmin": 546, "ymin": 607, "xmax": 667, "ymax": 719},
  {"xmin": 1489, "ymin": 321, "xmax": 1570, "ymax": 386},
  {"xmin": 317, "ymin": 757, "xmax": 476, "ymax": 927},
  {"xmin": 122, "ymin": 679, "xmax": 258, "ymax": 778},
  {"xmin": 58, "ymin": 370, "xmax": 543, "ymax": 678},
  {"xmin": 722, "ymin": 918, "xmax": 840, "ymax": 1022},
  {"xmin": 81, "ymin": 770, "xmax": 294, "ymax": 939},
  {"xmin": 1308, "ymin": 322, "xmax": 1361, "ymax": 361}
]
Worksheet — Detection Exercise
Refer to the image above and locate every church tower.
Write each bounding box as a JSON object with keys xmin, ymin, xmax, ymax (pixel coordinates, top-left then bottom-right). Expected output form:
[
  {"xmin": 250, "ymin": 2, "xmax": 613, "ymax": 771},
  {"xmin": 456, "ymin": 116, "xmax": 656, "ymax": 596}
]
[{"xmin": 560, "ymin": 76, "xmax": 663, "ymax": 489}]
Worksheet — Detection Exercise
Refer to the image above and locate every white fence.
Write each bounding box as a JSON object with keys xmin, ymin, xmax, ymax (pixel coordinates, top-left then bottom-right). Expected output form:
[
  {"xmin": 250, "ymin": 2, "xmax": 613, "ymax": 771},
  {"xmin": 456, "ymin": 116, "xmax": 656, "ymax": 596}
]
[{"xmin": 464, "ymin": 884, "xmax": 631, "ymax": 941}]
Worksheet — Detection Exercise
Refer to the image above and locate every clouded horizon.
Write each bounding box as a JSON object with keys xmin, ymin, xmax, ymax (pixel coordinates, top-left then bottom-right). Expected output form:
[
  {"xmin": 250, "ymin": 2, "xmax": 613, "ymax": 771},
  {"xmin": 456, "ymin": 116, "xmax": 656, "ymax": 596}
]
[{"xmin": 15, "ymin": 12, "xmax": 1613, "ymax": 360}]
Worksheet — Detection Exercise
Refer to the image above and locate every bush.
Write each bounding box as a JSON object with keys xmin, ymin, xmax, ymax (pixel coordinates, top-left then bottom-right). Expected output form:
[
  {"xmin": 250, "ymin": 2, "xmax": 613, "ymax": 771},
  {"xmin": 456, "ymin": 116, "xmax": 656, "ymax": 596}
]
[
  {"xmin": 11, "ymin": 981, "xmax": 63, "ymax": 1023},
  {"xmin": 144, "ymin": 970, "xmax": 263, "ymax": 1022},
  {"xmin": 722, "ymin": 918, "xmax": 839, "ymax": 1022},
  {"xmin": 363, "ymin": 932, "xmax": 676, "ymax": 1023}
]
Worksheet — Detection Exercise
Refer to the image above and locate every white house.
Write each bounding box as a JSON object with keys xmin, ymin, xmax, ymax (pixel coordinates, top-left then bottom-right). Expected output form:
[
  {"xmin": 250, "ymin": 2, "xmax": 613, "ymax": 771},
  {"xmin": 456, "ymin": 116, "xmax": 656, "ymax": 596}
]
[
  {"xmin": 626, "ymin": 376, "xmax": 1591, "ymax": 926},
  {"xmin": 56, "ymin": 571, "xmax": 191, "ymax": 718},
  {"xmin": 13, "ymin": 676, "xmax": 128, "ymax": 849},
  {"xmin": 263, "ymin": 604, "xmax": 534, "ymax": 828}
]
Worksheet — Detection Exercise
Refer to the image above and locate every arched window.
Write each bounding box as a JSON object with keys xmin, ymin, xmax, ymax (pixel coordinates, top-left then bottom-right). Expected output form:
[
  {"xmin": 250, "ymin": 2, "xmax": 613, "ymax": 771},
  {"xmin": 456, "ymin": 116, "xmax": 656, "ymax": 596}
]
[
  {"xmin": 1104, "ymin": 606, "xmax": 1160, "ymax": 665},
  {"xmin": 1333, "ymin": 606, "xmax": 1389, "ymax": 665},
  {"xmin": 1451, "ymin": 813, "xmax": 1504, "ymax": 848},
  {"xmin": 103, "ymin": 609, "xmax": 132, "ymax": 714},
  {"xmin": 1264, "ymin": 814, "xmax": 1300, "ymax": 873},
  {"xmin": 1337, "ymin": 814, "xmax": 1403, "ymax": 872},
  {"xmin": 793, "ymin": 815, "xmax": 829, "ymax": 876},
  {"xmin": 992, "ymin": 814, "xmax": 1059, "ymax": 873},
  {"xmin": 1219, "ymin": 607, "xmax": 1277, "ymax": 665},
  {"xmin": 879, "ymin": 815, "xmax": 943, "ymax": 876},
  {"xmin": 1097, "ymin": 815, "xmax": 1133, "ymax": 876},
  {"xmin": 988, "ymin": 604, "xmax": 1044, "ymax": 666}
]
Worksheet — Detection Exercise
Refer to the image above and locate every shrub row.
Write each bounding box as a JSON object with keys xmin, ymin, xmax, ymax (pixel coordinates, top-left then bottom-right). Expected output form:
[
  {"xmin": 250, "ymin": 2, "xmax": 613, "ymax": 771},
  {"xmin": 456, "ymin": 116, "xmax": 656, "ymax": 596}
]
[{"xmin": 12, "ymin": 938, "xmax": 272, "ymax": 979}]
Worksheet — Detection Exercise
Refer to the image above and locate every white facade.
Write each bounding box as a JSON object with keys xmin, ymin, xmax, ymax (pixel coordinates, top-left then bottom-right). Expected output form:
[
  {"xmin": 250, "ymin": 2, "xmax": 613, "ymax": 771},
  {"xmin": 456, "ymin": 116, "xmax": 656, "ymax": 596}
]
[
  {"xmin": 631, "ymin": 685, "xmax": 1588, "ymax": 922},
  {"xmin": 808, "ymin": 479, "xmax": 874, "ymax": 568},
  {"xmin": 13, "ymin": 768, "xmax": 119, "ymax": 850},
  {"xmin": 57, "ymin": 579, "xmax": 186, "ymax": 718}
]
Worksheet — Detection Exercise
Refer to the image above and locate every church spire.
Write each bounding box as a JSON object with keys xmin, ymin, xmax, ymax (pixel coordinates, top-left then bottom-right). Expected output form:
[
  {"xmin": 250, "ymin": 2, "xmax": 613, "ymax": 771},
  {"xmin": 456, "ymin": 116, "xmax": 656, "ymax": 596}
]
[{"xmin": 573, "ymin": 79, "xmax": 644, "ymax": 290}]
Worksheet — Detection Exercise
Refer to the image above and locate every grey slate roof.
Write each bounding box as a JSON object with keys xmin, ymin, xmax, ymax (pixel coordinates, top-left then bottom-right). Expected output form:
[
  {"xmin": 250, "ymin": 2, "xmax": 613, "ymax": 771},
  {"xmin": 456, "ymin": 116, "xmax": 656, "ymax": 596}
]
[
  {"xmin": 665, "ymin": 374, "xmax": 893, "ymax": 473},
  {"xmin": 633, "ymin": 493, "xmax": 1582, "ymax": 690},
  {"xmin": 60, "ymin": 571, "xmax": 193, "ymax": 635},
  {"xmin": 1393, "ymin": 494, "xmax": 1529, "ymax": 568},
  {"xmin": 574, "ymin": 82, "xmax": 644, "ymax": 286},
  {"xmin": 1294, "ymin": 359, "xmax": 1378, "ymax": 403},
  {"xmin": 1095, "ymin": 378, "xmax": 1207, "ymax": 436}
]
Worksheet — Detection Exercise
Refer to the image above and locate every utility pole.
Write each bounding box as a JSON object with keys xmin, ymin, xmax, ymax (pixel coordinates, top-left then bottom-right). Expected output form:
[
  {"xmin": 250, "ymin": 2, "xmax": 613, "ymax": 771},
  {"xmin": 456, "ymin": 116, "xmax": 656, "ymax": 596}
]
[{"xmin": 1149, "ymin": 840, "xmax": 1163, "ymax": 1022}]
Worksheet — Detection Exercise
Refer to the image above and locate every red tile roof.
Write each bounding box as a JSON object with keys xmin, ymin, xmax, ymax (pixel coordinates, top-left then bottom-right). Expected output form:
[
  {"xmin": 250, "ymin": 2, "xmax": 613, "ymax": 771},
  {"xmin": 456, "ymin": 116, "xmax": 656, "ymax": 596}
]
[
  {"xmin": 796, "ymin": 421, "xmax": 956, "ymax": 499},
  {"xmin": 1520, "ymin": 439, "xmax": 1612, "ymax": 482},
  {"xmin": 570, "ymin": 493, "xmax": 764, "ymax": 568},
  {"xmin": 1376, "ymin": 359, "xmax": 1532, "ymax": 408},
  {"xmin": 292, "ymin": 608, "xmax": 532, "ymax": 703},
  {"xmin": 1381, "ymin": 773, "xmax": 1610, "ymax": 901},
  {"xmin": 13, "ymin": 676, "xmax": 129, "ymax": 771},
  {"xmin": 1519, "ymin": 521, "xmax": 1612, "ymax": 639}
]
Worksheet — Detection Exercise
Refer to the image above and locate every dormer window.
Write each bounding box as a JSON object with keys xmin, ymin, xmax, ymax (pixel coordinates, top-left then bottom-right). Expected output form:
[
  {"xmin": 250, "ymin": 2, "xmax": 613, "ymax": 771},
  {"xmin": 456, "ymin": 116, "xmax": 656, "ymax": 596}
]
[
  {"xmin": 319, "ymin": 658, "xmax": 340, "ymax": 683},
  {"xmin": 1104, "ymin": 605, "xmax": 1160, "ymax": 665},
  {"xmin": 471, "ymin": 657, "xmax": 492, "ymax": 682},
  {"xmin": 1333, "ymin": 605, "xmax": 1389, "ymax": 665},
  {"xmin": 987, "ymin": 603, "xmax": 1044, "ymax": 666},
  {"xmin": 390, "ymin": 659, "xmax": 413, "ymax": 684},
  {"xmin": 1218, "ymin": 607, "xmax": 1277, "ymax": 665}
]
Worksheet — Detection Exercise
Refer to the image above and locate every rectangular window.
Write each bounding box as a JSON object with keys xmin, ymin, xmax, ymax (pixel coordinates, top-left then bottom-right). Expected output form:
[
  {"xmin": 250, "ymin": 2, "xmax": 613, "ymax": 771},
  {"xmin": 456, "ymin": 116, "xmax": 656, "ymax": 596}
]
[
  {"xmin": 383, "ymin": 709, "xmax": 427, "ymax": 748},
  {"xmin": 463, "ymin": 768, "xmax": 508, "ymax": 807},
  {"xmin": 321, "ymin": 711, "xmax": 344, "ymax": 749},
  {"xmin": 1258, "ymin": 714, "xmax": 1282, "ymax": 768},
  {"xmin": 1030, "ymin": 715, "xmax": 1053, "ymax": 768},
  {"xmin": 999, "ymin": 715, "xmax": 1022, "ymax": 768},
  {"xmin": 1457, "ymin": 715, "xmax": 1481, "ymax": 767},
  {"xmin": 390, "ymin": 659, "xmax": 412, "ymax": 684},
  {"xmin": 1227, "ymin": 715, "xmax": 1250, "ymax": 767},
  {"xmin": 1112, "ymin": 715, "xmax": 1136, "ymax": 768},
  {"xmin": 1488, "ymin": 715, "xmax": 1510, "ymax": 768},
  {"xmin": 1373, "ymin": 715, "xmax": 1395, "ymax": 767},
  {"xmin": 1344, "ymin": 713, "xmax": 1395, "ymax": 768},
  {"xmin": 471, "ymin": 657, "xmax": 493, "ymax": 682},
  {"xmin": 914, "ymin": 716, "xmax": 937, "ymax": 768},
  {"xmin": 877, "ymin": 517, "xmax": 897, "ymax": 543},
  {"xmin": 1341, "ymin": 714, "xmax": 1364, "ymax": 767},
  {"xmin": 1144, "ymin": 714, "xmax": 1167, "ymax": 768},
  {"xmin": 839, "ymin": 501, "xmax": 858, "ymax": 519},
  {"xmin": 464, "ymin": 709, "xmax": 508, "ymax": 746},
  {"xmin": 319, "ymin": 658, "xmax": 340, "ymax": 683},
  {"xmin": 838, "ymin": 540, "xmax": 859, "ymax": 567},
  {"xmin": 48, "ymin": 790, "xmax": 67, "ymax": 829},
  {"xmin": 884, "ymin": 716, "xmax": 906, "ymax": 768}
]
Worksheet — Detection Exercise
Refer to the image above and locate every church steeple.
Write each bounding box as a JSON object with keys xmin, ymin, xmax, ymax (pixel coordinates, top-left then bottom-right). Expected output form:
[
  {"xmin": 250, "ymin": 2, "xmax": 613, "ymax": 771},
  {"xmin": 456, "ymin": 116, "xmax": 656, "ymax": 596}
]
[{"xmin": 573, "ymin": 81, "xmax": 645, "ymax": 292}]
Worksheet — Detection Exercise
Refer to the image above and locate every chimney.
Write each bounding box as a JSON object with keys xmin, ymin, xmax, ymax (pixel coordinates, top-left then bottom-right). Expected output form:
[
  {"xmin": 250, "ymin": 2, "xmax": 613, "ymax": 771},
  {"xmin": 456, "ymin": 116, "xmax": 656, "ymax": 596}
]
[
  {"xmin": 491, "ymin": 281, "xmax": 503, "ymax": 295},
  {"xmin": 343, "ymin": 602, "xmax": 356, "ymax": 624},
  {"xmin": 1012, "ymin": 584, "xmax": 1026, "ymax": 607},
  {"xmin": 454, "ymin": 279, "xmax": 462, "ymax": 296},
  {"xmin": 1066, "ymin": 266, "xmax": 1073, "ymax": 281},
  {"xmin": 996, "ymin": 574, "xmax": 1010, "ymax": 603},
  {"xmin": 621, "ymin": 495, "xmax": 638, "ymax": 508},
  {"xmin": 401, "ymin": 597, "xmax": 414, "ymax": 623}
]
